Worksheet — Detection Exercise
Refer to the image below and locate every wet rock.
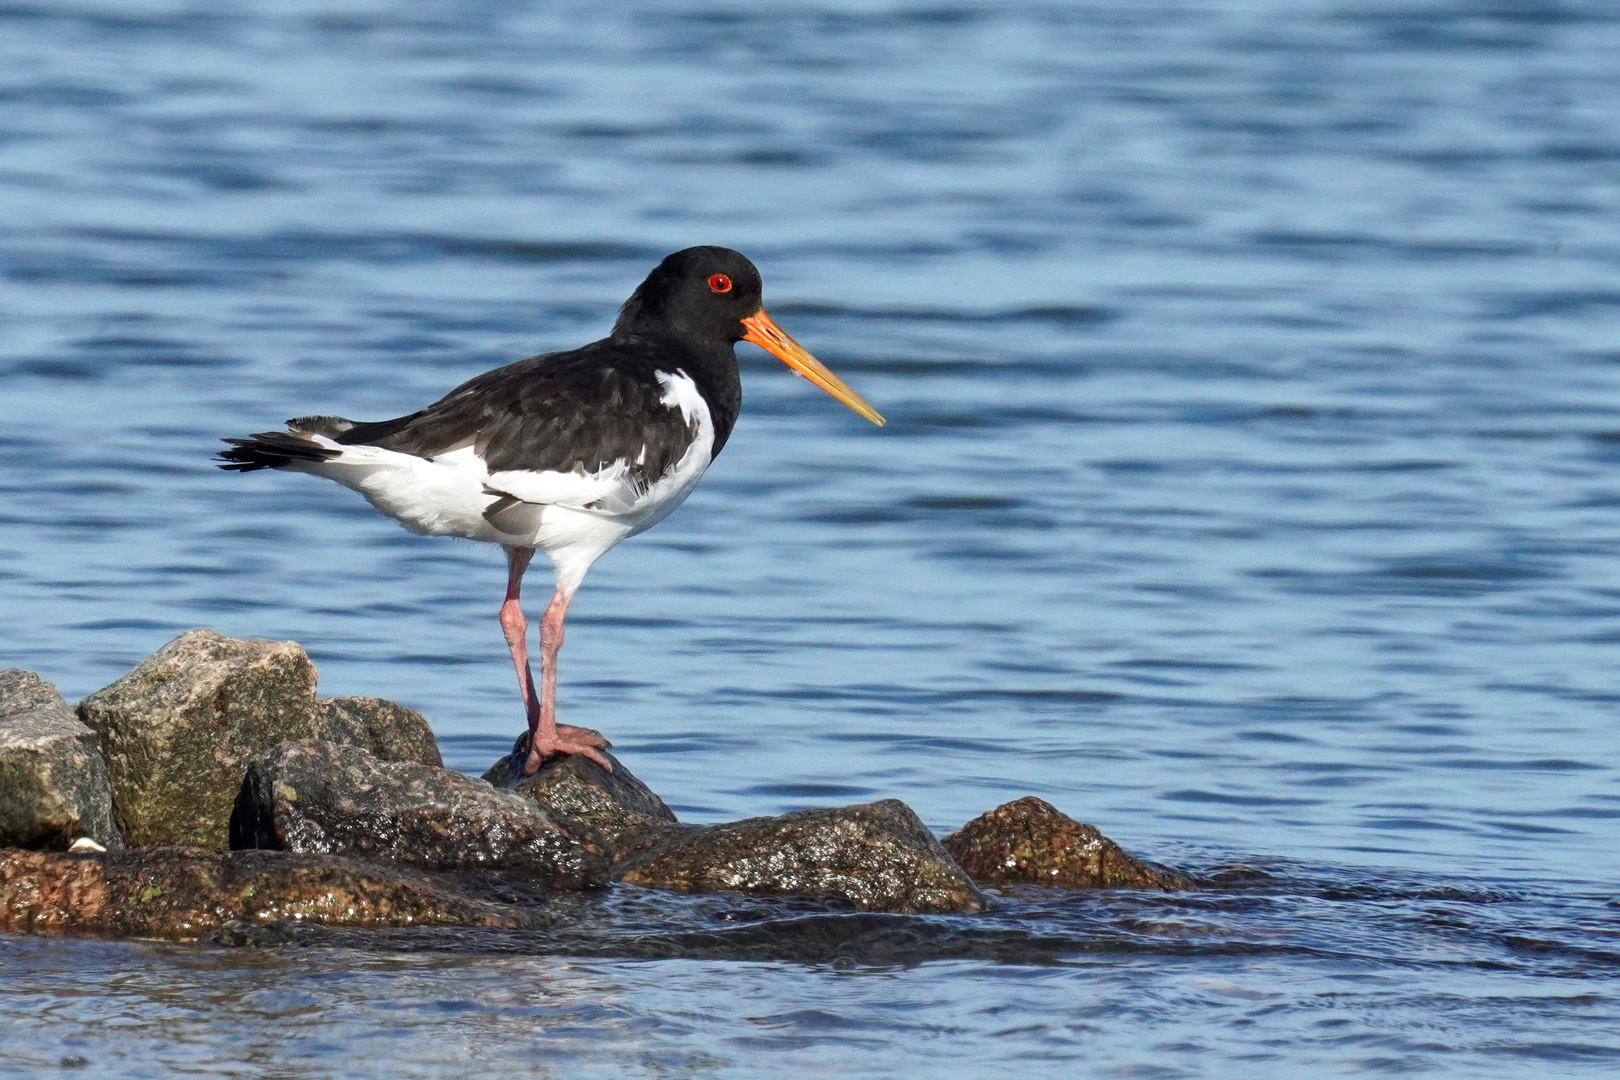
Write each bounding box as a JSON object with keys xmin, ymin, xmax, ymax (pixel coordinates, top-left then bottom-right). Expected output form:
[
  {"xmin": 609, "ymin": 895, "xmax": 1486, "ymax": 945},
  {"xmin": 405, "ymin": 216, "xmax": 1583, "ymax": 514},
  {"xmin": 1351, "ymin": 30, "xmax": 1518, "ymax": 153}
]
[
  {"xmin": 487, "ymin": 746, "xmax": 984, "ymax": 911},
  {"xmin": 0, "ymin": 670, "xmax": 123, "ymax": 851},
  {"xmin": 0, "ymin": 846, "xmax": 540, "ymax": 940},
  {"xmin": 942, "ymin": 796, "xmax": 1193, "ymax": 891},
  {"xmin": 78, "ymin": 629, "xmax": 327, "ymax": 848},
  {"xmin": 485, "ymin": 739, "xmax": 687, "ymax": 863},
  {"xmin": 232, "ymin": 740, "xmax": 609, "ymax": 889},
  {"xmin": 617, "ymin": 799, "xmax": 988, "ymax": 914},
  {"xmin": 320, "ymin": 696, "xmax": 442, "ymax": 768}
]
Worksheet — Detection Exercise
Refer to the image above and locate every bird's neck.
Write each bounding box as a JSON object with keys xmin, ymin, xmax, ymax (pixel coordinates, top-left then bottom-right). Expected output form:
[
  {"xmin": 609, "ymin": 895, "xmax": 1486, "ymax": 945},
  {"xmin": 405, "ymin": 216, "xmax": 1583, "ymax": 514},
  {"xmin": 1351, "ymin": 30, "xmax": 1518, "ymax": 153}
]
[{"xmin": 614, "ymin": 329, "xmax": 742, "ymax": 456}]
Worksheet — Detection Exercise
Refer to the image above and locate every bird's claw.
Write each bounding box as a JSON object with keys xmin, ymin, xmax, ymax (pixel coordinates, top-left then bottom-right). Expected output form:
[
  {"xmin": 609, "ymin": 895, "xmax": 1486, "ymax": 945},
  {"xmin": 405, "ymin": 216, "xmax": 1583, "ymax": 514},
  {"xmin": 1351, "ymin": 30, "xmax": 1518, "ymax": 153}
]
[{"xmin": 522, "ymin": 725, "xmax": 613, "ymax": 775}]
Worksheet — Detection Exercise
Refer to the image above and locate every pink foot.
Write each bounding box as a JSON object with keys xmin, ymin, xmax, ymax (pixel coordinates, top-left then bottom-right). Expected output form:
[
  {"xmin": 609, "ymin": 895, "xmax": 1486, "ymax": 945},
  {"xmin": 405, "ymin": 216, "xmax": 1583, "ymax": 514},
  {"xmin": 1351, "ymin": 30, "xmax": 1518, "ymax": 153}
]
[{"xmin": 523, "ymin": 724, "xmax": 613, "ymax": 775}]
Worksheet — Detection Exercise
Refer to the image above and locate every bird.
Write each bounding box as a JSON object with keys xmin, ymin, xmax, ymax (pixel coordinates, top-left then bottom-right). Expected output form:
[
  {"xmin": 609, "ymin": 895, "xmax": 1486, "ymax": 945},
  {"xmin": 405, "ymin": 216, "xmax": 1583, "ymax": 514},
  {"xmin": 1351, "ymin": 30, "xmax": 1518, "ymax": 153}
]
[{"xmin": 218, "ymin": 246, "xmax": 884, "ymax": 776}]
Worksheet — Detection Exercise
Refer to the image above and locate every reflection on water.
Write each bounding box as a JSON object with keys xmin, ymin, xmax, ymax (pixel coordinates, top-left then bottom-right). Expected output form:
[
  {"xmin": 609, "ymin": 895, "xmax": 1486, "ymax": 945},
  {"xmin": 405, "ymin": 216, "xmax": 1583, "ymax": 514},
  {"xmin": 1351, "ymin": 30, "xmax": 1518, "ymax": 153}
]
[{"xmin": 2, "ymin": 0, "xmax": 1619, "ymax": 1075}]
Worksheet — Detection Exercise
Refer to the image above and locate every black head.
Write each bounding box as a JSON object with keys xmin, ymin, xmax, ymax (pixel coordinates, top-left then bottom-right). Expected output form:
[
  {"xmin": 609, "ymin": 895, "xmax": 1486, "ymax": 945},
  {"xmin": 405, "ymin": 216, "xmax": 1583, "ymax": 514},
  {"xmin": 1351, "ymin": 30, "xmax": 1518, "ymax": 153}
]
[
  {"xmin": 613, "ymin": 246, "xmax": 886, "ymax": 426},
  {"xmin": 612, "ymin": 246, "xmax": 764, "ymax": 346}
]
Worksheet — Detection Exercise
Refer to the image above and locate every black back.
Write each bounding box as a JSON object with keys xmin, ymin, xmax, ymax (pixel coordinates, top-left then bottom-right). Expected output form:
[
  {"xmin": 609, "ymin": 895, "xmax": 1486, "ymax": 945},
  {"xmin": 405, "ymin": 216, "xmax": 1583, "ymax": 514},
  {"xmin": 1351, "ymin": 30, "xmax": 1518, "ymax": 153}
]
[{"xmin": 338, "ymin": 246, "xmax": 763, "ymax": 477}]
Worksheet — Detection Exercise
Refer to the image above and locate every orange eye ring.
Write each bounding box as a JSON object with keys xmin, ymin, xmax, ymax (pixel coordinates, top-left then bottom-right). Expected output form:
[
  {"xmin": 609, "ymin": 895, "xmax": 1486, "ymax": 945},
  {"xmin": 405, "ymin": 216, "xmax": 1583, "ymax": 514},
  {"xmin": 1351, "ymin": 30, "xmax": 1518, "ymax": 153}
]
[{"xmin": 708, "ymin": 273, "xmax": 732, "ymax": 293}]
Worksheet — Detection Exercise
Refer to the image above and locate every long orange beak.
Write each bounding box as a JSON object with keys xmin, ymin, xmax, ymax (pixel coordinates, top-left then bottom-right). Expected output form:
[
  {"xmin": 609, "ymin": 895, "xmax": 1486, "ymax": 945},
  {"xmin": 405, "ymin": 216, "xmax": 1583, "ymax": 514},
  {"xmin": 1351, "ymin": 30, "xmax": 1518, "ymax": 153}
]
[{"xmin": 741, "ymin": 310, "xmax": 885, "ymax": 426}]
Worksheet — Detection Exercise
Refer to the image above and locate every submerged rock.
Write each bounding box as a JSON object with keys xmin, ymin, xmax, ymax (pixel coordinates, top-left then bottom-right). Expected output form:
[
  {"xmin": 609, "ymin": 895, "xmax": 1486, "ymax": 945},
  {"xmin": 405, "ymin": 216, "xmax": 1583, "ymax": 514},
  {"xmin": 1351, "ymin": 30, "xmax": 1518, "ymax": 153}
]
[
  {"xmin": 0, "ymin": 846, "xmax": 540, "ymax": 940},
  {"xmin": 76, "ymin": 629, "xmax": 442, "ymax": 848},
  {"xmin": 617, "ymin": 800, "xmax": 988, "ymax": 914},
  {"xmin": 485, "ymin": 740, "xmax": 687, "ymax": 863},
  {"xmin": 0, "ymin": 670, "xmax": 123, "ymax": 851},
  {"xmin": 232, "ymin": 740, "xmax": 610, "ymax": 889},
  {"xmin": 942, "ymin": 796, "xmax": 1193, "ymax": 891}
]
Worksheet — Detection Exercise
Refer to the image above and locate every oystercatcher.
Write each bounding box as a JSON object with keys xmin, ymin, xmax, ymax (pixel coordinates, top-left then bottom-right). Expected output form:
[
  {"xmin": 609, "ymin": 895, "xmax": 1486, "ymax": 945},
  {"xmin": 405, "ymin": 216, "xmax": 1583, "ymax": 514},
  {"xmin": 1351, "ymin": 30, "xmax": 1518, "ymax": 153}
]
[{"xmin": 218, "ymin": 246, "xmax": 883, "ymax": 774}]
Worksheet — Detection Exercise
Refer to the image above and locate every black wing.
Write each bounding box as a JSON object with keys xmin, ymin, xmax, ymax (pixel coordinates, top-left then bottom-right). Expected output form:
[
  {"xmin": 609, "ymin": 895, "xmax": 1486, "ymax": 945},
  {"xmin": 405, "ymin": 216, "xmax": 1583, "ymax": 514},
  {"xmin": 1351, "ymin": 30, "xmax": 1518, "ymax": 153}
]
[{"xmin": 341, "ymin": 338, "xmax": 702, "ymax": 490}]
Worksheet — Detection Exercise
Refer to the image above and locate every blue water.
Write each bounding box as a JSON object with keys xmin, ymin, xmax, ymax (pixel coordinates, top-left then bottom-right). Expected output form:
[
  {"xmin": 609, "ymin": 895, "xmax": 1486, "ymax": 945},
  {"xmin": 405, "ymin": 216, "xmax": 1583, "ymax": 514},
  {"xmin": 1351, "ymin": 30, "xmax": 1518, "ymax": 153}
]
[{"xmin": 3, "ymin": 0, "xmax": 1619, "ymax": 1075}]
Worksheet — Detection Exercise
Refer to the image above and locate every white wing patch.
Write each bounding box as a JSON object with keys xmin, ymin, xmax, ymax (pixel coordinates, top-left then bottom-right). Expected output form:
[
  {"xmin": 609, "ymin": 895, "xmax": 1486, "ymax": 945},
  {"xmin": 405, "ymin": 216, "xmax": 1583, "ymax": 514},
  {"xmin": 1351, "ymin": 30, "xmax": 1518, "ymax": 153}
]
[{"xmin": 657, "ymin": 368, "xmax": 707, "ymax": 431}]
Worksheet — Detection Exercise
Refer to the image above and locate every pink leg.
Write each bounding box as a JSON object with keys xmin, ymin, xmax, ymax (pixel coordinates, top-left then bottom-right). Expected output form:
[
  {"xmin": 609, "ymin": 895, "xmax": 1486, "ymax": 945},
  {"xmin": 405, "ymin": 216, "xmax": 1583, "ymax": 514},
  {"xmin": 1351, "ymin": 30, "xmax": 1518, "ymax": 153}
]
[
  {"xmin": 500, "ymin": 549, "xmax": 610, "ymax": 776},
  {"xmin": 499, "ymin": 547, "xmax": 541, "ymax": 728},
  {"xmin": 523, "ymin": 587, "xmax": 610, "ymax": 774}
]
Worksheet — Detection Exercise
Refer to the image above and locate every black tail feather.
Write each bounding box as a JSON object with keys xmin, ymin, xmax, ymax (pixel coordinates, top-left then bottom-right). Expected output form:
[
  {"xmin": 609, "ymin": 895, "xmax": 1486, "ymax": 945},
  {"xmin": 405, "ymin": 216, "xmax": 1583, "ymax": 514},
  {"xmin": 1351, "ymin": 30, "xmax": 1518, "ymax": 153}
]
[
  {"xmin": 286, "ymin": 414, "xmax": 355, "ymax": 438},
  {"xmin": 216, "ymin": 431, "xmax": 342, "ymax": 472}
]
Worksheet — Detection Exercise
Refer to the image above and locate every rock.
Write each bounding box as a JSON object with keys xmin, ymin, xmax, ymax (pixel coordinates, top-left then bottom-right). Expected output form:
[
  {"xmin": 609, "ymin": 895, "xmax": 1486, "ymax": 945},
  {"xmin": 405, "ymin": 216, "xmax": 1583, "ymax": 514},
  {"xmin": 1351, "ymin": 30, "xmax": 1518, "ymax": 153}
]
[
  {"xmin": 231, "ymin": 740, "xmax": 610, "ymax": 889},
  {"xmin": 78, "ymin": 629, "xmax": 326, "ymax": 848},
  {"xmin": 485, "ymin": 741, "xmax": 687, "ymax": 863},
  {"xmin": 0, "ymin": 846, "xmax": 541, "ymax": 940},
  {"xmin": 485, "ymin": 736, "xmax": 676, "ymax": 822},
  {"xmin": 320, "ymin": 696, "xmax": 442, "ymax": 768},
  {"xmin": 616, "ymin": 799, "xmax": 988, "ymax": 914},
  {"xmin": 76, "ymin": 629, "xmax": 444, "ymax": 848},
  {"xmin": 942, "ymin": 796, "xmax": 1193, "ymax": 891},
  {"xmin": 487, "ymin": 746, "xmax": 985, "ymax": 912},
  {"xmin": 0, "ymin": 669, "xmax": 123, "ymax": 851}
]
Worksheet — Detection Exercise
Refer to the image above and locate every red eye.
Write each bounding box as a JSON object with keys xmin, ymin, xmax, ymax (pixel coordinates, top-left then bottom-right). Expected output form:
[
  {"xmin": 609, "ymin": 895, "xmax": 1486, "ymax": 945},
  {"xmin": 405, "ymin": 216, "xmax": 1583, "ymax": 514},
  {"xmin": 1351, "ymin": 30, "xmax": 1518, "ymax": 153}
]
[{"xmin": 708, "ymin": 273, "xmax": 732, "ymax": 293}]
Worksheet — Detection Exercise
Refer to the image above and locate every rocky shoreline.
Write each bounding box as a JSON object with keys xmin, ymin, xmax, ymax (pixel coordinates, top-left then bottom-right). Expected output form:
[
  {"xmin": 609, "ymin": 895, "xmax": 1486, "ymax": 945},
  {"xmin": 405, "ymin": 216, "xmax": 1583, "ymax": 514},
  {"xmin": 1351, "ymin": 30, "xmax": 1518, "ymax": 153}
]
[{"xmin": 1, "ymin": 629, "xmax": 1191, "ymax": 943}]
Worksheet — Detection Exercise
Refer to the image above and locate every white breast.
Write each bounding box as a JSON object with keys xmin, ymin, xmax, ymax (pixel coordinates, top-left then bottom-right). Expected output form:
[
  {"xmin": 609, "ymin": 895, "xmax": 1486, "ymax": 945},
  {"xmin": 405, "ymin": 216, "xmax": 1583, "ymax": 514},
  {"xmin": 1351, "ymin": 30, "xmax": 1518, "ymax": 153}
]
[{"xmin": 624, "ymin": 369, "xmax": 716, "ymax": 533}]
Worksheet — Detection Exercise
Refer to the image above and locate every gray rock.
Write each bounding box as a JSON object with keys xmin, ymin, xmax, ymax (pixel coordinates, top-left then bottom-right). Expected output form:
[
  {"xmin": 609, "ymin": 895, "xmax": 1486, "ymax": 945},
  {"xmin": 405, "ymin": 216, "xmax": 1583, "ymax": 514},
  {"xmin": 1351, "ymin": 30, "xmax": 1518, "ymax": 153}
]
[
  {"xmin": 78, "ymin": 629, "xmax": 327, "ymax": 848},
  {"xmin": 232, "ymin": 739, "xmax": 610, "ymax": 890},
  {"xmin": 617, "ymin": 799, "xmax": 988, "ymax": 914},
  {"xmin": 485, "ymin": 741, "xmax": 686, "ymax": 863},
  {"xmin": 0, "ymin": 845, "xmax": 545, "ymax": 940},
  {"xmin": 76, "ymin": 629, "xmax": 445, "ymax": 848},
  {"xmin": 320, "ymin": 696, "xmax": 442, "ymax": 768},
  {"xmin": 0, "ymin": 669, "xmax": 123, "ymax": 851},
  {"xmin": 942, "ymin": 796, "xmax": 1193, "ymax": 891}
]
